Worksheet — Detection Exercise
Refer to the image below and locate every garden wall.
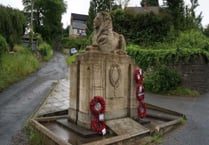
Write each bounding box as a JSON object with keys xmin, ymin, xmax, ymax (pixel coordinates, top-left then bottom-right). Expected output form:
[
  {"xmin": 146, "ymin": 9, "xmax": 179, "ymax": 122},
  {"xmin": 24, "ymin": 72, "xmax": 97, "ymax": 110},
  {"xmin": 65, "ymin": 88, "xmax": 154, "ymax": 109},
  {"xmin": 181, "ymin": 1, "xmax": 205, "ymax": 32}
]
[{"xmin": 174, "ymin": 57, "xmax": 209, "ymax": 94}]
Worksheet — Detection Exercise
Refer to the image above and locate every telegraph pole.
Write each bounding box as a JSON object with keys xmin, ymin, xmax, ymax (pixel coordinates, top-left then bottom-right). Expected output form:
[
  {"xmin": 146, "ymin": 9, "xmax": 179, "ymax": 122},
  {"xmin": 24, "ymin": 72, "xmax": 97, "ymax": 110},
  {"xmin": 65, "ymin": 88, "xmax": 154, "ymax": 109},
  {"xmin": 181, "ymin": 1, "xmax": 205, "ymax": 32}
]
[{"xmin": 30, "ymin": 0, "xmax": 34, "ymax": 49}]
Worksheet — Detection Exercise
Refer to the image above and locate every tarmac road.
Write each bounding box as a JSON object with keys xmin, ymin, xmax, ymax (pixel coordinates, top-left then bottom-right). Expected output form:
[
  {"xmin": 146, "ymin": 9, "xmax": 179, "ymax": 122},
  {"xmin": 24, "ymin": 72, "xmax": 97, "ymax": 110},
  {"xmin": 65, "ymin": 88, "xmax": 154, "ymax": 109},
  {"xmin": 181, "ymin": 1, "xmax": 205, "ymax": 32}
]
[
  {"xmin": 146, "ymin": 92, "xmax": 209, "ymax": 145},
  {"xmin": 0, "ymin": 52, "xmax": 68, "ymax": 145}
]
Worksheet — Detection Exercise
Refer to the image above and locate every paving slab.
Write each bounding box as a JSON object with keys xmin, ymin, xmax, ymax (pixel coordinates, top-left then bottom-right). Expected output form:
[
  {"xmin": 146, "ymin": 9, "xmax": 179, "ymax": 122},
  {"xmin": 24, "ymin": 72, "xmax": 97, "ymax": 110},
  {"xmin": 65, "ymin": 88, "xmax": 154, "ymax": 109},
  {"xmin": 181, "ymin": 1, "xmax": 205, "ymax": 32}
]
[
  {"xmin": 35, "ymin": 79, "xmax": 69, "ymax": 116},
  {"xmin": 106, "ymin": 117, "xmax": 150, "ymax": 135}
]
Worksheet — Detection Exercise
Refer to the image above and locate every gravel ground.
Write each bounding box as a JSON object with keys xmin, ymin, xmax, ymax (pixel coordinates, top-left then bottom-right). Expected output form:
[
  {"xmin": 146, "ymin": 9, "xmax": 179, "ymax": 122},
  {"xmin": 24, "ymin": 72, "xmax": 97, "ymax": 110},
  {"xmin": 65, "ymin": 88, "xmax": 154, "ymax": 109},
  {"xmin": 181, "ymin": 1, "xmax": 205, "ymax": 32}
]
[{"xmin": 10, "ymin": 129, "xmax": 31, "ymax": 145}]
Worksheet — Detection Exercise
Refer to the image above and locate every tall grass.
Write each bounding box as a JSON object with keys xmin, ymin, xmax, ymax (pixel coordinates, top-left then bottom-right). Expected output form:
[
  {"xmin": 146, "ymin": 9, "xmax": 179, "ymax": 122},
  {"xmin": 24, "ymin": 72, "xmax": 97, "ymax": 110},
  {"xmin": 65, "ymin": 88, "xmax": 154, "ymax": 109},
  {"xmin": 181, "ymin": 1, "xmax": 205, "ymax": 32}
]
[
  {"xmin": 0, "ymin": 45, "xmax": 40, "ymax": 92},
  {"xmin": 38, "ymin": 42, "xmax": 53, "ymax": 61}
]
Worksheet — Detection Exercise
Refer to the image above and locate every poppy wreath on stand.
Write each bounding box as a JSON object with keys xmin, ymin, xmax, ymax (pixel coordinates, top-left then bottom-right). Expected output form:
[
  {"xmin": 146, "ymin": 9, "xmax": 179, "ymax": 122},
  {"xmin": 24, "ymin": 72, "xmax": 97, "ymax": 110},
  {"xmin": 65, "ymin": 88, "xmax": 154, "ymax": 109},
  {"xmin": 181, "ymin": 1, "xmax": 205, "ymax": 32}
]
[
  {"xmin": 134, "ymin": 67, "xmax": 143, "ymax": 84},
  {"xmin": 134, "ymin": 67, "xmax": 147, "ymax": 119},
  {"xmin": 137, "ymin": 101, "xmax": 147, "ymax": 118},
  {"xmin": 136, "ymin": 84, "xmax": 145, "ymax": 101},
  {"xmin": 90, "ymin": 96, "xmax": 106, "ymax": 116},
  {"xmin": 91, "ymin": 118, "xmax": 106, "ymax": 135},
  {"xmin": 89, "ymin": 96, "xmax": 106, "ymax": 135}
]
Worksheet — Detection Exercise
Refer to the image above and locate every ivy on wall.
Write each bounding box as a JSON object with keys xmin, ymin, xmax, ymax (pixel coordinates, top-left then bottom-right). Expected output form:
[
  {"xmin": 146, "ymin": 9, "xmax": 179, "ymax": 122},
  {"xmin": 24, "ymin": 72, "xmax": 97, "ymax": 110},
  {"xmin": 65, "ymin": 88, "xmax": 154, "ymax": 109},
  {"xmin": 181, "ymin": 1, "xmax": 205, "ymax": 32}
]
[{"xmin": 127, "ymin": 44, "xmax": 209, "ymax": 71}]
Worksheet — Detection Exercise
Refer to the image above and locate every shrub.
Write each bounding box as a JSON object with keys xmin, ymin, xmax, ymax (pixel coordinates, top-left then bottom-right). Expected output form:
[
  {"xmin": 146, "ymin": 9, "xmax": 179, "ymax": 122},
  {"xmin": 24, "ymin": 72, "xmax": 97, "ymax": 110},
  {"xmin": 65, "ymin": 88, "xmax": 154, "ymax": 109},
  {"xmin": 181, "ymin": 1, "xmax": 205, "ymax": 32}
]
[
  {"xmin": 0, "ymin": 34, "xmax": 8, "ymax": 54},
  {"xmin": 176, "ymin": 29, "xmax": 209, "ymax": 51},
  {"xmin": 144, "ymin": 65, "xmax": 181, "ymax": 93},
  {"xmin": 38, "ymin": 42, "xmax": 53, "ymax": 61},
  {"xmin": 127, "ymin": 44, "xmax": 209, "ymax": 71},
  {"xmin": 111, "ymin": 9, "xmax": 173, "ymax": 45},
  {"xmin": 66, "ymin": 55, "xmax": 76, "ymax": 65},
  {"xmin": 61, "ymin": 37, "xmax": 88, "ymax": 50},
  {"xmin": 0, "ymin": 5, "xmax": 26, "ymax": 50}
]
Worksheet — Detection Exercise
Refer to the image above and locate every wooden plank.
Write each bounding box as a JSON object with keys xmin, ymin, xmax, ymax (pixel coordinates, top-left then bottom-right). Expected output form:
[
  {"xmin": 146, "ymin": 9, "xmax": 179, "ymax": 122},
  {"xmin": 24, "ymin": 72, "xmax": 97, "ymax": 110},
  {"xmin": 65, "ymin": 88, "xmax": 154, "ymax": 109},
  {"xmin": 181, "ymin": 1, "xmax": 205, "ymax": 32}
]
[{"xmin": 30, "ymin": 119, "xmax": 72, "ymax": 145}]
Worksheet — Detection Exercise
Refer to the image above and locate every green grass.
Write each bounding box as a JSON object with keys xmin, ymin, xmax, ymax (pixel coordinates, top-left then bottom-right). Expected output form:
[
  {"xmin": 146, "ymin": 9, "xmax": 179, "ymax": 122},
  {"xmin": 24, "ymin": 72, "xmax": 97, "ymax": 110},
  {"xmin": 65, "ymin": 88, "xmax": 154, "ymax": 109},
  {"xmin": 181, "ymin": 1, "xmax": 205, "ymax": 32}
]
[
  {"xmin": 38, "ymin": 42, "xmax": 53, "ymax": 61},
  {"xmin": 142, "ymin": 134, "xmax": 163, "ymax": 145},
  {"xmin": 0, "ymin": 45, "xmax": 40, "ymax": 92},
  {"xmin": 43, "ymin": 48, "xmax": 53, "ymax": 61},
  {"xmin": 66, "ymin": 54, "xmax": 77, "ymax": 65},
  {"xmin": 164, "ymin": 86, "xmax": 200, "ymax": 97},
  {"xmin": 26, "ymin": 125, "xmax": 41, "ymax": 145},
  {"xmin": 179, "ymin": 117, "xmax": 186, "ymax": 125}
]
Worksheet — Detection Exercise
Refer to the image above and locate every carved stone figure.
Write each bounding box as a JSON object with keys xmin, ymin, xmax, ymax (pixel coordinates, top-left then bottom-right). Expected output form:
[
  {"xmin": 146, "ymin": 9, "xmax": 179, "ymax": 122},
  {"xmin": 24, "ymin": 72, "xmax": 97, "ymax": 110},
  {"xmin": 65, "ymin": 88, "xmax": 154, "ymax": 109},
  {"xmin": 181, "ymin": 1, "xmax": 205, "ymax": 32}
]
[{"xmin": 91, "ymin": 12, "xmax": 126, "ymax": 54}]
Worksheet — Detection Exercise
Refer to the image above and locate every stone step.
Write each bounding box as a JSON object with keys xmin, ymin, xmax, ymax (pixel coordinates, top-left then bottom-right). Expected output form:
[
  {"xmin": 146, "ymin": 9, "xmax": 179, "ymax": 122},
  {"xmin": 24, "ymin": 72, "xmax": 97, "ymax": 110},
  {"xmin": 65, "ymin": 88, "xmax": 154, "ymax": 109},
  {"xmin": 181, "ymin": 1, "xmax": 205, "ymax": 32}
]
[
  {"xmin": 106, "ymin": 117, "xmax": 150, "ymax": 135},
  {"xmin": 56, "ymin": 119, "xmax": 97, "ymax": 137}
]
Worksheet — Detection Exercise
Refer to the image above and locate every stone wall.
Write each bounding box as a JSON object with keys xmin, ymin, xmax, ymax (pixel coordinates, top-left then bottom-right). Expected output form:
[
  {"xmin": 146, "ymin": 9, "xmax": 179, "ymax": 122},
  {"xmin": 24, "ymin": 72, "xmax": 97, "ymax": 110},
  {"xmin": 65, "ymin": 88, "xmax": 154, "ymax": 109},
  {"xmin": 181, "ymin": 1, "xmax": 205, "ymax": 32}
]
[{"xmin": 174, "ymin": 57, "xmax": 209, "ymax": 94}]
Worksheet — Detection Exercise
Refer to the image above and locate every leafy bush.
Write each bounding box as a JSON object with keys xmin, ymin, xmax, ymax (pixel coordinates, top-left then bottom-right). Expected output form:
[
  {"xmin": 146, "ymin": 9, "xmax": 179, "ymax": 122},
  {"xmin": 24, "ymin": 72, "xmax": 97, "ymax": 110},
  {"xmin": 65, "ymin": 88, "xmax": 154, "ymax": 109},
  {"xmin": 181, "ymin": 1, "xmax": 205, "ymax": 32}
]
[
  {"xmin": 176, "ymin": 29, "xmax": 209, "ymax": 51},
  {"xmin": 144, "ymin": 65, "xmax": 181, "ymax": 93},
  {"xmin": 0, "ymin": 5, "xmax": 26, "ymax": 49},
  {"xmin": 38, "ymin": 42, "xmax": 53, "ymax": 61},
  {"xmin": 111, "ymin": 9, "xmax": 174, "ymax": 45},
  {"xmin": 66, "ymin": 55, "xmax": 76, "ymax": 65},
  {"xmin": 127, "ymin": 44, "xmax": 209, "ymax": 70},
  {"xmin": 0, "ymin": 34, "xmax": 8, "ymax": 54},
  {"xmin": 61, "ymin": 37, "xmax": 88, "ymax": 50}
]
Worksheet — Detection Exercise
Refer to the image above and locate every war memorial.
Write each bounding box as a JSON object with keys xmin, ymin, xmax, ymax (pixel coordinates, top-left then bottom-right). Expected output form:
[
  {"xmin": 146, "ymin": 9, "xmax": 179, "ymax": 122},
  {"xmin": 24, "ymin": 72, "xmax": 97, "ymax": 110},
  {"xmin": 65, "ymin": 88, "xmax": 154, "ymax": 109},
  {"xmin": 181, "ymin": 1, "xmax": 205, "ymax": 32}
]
[{"xmin": 30, "ymin": 12, "xmax": 185, "ymax": 145}]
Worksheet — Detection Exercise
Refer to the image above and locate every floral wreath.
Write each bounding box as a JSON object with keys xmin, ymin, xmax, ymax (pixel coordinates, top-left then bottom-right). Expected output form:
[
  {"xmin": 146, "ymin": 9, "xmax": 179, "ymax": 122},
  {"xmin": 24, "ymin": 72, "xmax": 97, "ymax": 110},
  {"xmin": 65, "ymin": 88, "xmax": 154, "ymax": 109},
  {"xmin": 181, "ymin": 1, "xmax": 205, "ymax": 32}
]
[
  {"xmin": 138, "ymin": 101, "xmax": 147, "ymax": 118},
  {"xmin": 90, "ymin": 96, "xmax": 106, "ymax": 135},
  {"xmin": 136, "ymin": 84, "xmax": 145, "ymax": 101},
  {"xmin": 91, "ymin": 118, "xmax": 106, "ymax": 135},
  {"xmin": 134, "ymin": 67, "xmax": 143, "ymax": 84},
  {"xmin": 90, "ymin": 96, "xmax": 106, "ymax": 116}
]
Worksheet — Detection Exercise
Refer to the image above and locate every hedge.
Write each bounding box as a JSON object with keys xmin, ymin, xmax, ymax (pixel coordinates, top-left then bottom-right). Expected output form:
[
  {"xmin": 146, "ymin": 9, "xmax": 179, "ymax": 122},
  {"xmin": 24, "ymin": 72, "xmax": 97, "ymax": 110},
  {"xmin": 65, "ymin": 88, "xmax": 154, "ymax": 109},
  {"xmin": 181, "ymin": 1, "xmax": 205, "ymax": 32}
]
[{"xmin": 127, "ymin": 44, "xmax": 209, "ymax": 71}]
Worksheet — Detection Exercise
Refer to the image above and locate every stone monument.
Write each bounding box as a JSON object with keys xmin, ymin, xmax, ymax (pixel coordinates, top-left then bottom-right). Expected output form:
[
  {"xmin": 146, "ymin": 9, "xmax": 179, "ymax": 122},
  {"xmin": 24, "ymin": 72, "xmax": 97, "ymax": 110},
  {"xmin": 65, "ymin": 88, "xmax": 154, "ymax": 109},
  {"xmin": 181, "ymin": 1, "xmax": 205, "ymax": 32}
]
[{"xmin": 69, "ymin": 12, "xmax": 138, "ymax": 129}]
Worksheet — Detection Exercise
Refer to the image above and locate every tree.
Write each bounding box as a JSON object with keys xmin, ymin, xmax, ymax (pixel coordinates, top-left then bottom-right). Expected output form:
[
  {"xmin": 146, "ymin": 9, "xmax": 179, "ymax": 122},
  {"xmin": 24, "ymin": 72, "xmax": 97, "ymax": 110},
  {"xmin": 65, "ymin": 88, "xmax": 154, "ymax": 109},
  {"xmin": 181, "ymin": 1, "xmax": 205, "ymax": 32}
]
[
  {"xmin": 140, "ymin": 0, "xmax": 159, "ymax": 7},
  {"xmin": 23, "ymin": 0, "xmax": 66, "ymax": 43},
  {"xmin": 22, "ymin": 0, "xmax": 33, "ymax": 27},
  {"xmin": 114, "ymin": 0, "xmax": 130, "ymax": 9},
  {"xmin": 111, "ymin": 9, "xmax": 173, "ymax": 45},
  {"xmin": 185, "ymin": 0, "xmax": 202, "ymax": 29},
  {"xmin": 35, "ymin": 0, "xmax": 66, "ymax": 42},
  {"xmin": 162, "ymin": 0, "xmax": 185, "ymax": 31},
  {"xmin": 204, "ymin": 25, "xmax": 209, "ymax": 37},
  {"xmin": 86, "ymin": 0, "xmax": 114, "ymax": 35},
  {"xmin": 0, "ymin": 5, "xmax": 26, "ymax": 49}
]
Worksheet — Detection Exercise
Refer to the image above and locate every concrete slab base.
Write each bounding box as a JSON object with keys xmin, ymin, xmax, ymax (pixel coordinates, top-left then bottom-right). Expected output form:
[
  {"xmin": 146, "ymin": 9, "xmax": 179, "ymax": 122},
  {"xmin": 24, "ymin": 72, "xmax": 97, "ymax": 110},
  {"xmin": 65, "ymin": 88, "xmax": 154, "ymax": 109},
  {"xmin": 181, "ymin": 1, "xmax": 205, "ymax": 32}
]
[
  {"xmin": 30, "ymin": 103, "xmax": 186, "ymax": 145},
  {"xmin": 106, "ymin": 117, "xmax": 149, "ymax": 135}
]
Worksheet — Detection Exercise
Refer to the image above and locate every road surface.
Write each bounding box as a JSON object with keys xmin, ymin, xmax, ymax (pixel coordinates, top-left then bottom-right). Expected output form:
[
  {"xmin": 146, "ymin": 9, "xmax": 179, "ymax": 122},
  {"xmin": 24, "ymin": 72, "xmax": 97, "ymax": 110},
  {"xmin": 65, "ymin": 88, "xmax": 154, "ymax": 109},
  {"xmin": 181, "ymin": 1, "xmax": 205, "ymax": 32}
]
[{"xmin": 146, "ymin": 92, "xmax": 209, "ymax": 145}]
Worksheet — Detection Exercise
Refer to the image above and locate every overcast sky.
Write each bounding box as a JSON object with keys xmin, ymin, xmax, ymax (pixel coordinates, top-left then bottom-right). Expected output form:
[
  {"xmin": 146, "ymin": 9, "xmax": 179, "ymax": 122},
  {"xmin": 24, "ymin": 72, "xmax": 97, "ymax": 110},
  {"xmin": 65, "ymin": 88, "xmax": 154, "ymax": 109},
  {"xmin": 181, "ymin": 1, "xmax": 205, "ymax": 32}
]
[{"xmin": 0, "ymin": 0, "xmax": 208, "ymax": 28}]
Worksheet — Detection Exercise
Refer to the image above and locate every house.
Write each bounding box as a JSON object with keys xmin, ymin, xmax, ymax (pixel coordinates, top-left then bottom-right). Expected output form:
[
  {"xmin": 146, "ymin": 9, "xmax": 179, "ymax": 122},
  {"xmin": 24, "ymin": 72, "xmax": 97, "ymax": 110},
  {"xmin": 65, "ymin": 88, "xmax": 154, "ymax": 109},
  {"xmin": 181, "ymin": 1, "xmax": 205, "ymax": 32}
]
[{"xmin": 69, "ymin": 13, "xmax": 88, "ymax": 37}]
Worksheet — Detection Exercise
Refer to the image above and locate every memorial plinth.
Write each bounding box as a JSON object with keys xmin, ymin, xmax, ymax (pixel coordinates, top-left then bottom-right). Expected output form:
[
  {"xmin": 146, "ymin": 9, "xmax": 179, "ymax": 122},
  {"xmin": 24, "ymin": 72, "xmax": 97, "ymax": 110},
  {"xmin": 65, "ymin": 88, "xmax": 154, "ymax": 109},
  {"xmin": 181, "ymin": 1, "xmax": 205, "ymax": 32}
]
[{"xmin": 69, "ymin": 50, "xmax": 138, "ymax": 129}]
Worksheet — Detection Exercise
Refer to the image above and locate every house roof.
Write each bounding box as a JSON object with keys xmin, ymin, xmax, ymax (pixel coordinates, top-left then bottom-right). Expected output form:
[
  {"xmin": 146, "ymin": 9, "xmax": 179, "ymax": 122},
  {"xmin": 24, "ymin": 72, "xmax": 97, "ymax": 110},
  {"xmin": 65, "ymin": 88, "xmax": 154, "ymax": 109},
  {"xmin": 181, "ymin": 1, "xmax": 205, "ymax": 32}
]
[{"xmin": 71, "ymin": 13, "xmax": 88, "ymax": 21}]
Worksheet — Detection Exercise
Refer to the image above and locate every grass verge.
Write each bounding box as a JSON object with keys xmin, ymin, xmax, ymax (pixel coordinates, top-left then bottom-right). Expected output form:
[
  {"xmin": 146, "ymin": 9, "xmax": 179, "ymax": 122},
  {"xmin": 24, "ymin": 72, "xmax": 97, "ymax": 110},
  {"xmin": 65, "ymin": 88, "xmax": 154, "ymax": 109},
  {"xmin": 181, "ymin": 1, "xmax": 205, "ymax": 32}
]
[
  {"xmin": 0, "ymin": 45, "xmax": 40, "ymax": 92},
  {"xmin": 66, "ymin": 54, "xmax": 77, "ymax": 65},
  {"xmin": 163, "ymin": 86, "xmax": 200, "ymax": 97}
]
